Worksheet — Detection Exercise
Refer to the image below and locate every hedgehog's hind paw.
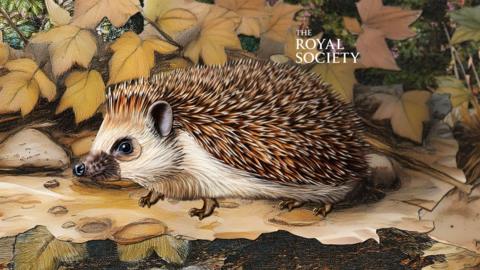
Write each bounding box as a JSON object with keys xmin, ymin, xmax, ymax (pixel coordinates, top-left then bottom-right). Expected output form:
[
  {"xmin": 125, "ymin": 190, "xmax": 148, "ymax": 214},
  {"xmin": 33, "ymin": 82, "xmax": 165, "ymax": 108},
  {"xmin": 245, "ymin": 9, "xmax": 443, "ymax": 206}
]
[
  {"xmin": 278, "ymin": 200, "xmax": 305, "ymax": 211},
  {"xmin": 189, "ymin": 198, "xmax": 219, "ymax": 220},
  {"xmin": 313, "ymin": 203, "xmax": 333, "ymax": 217},
  {"xmin": 138, "ymin": 190, "xmax": 164, "ymax": 208}
]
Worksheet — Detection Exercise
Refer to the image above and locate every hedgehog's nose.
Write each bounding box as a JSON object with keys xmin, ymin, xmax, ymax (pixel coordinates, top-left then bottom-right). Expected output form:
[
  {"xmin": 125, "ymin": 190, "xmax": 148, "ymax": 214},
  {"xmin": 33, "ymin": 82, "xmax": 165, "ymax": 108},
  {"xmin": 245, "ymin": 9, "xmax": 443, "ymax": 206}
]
[{"xmin": 73, "ymin": 163, "xmax": 86, "ymax": 177}]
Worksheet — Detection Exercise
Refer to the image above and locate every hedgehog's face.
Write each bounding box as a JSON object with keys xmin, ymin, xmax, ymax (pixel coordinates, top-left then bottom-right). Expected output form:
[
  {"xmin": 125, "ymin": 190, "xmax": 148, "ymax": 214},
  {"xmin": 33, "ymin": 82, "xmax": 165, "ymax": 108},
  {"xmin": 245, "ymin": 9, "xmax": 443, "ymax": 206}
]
[{"xmin": 73, "ymin": 101, "xmax": 181, "ymax": 185}]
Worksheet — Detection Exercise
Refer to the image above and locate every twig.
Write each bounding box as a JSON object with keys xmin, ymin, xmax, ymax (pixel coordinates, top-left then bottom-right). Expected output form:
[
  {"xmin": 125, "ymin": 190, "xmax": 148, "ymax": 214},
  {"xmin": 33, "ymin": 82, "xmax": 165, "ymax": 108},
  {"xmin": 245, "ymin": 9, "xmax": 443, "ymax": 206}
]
[
  {"xmin": 0, "ymin": 7, "xmax": 29, "ymax": 45},
  {"xmin": 443, "ymin": 23, "xmax": 468, "ymax": 82},
  {"xmin": 468, "ymin": 52, "xmax": 480, "ymax": 90},
  {"xmin": 142, "ymin": 15, "xmax": 182, "ymax": 50}
]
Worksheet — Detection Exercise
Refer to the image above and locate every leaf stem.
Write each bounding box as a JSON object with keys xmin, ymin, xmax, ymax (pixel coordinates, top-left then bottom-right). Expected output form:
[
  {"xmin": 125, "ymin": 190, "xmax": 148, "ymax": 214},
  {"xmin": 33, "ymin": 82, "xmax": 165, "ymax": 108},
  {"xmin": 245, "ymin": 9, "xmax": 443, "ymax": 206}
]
[
  {"xmin": 0, "ymin": 7, "xmax": 29, "ymax": 45},
  {"xmin": 468, "ymin": 52, "xmax": 480, "ymax": 90},
  {"xmin": 142, "ymin": 15, "xmax": 182, "ymax": 50},
  {"xmin": 443, "ymin": 23, "xmax": 468, "ymax": 83}
]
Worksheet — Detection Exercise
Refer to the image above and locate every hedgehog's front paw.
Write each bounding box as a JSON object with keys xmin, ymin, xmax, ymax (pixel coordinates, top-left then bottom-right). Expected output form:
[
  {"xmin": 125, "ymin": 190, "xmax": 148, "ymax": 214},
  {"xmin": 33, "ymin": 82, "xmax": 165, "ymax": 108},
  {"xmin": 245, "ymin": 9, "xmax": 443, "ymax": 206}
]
[
  {"xmin": 313, "ymin": 203, "xmax": 333, "ymax": 217},
  {"xmin": 278, "ymin": 200, "xmax": 305, "ymax": 211},
  {"xmin": 138, "ymin": 190, "xmax": 164, "ymax": 208},
  {"xmin": 189, "ymin": 198, "xmax": 219, "ymax": 220}
]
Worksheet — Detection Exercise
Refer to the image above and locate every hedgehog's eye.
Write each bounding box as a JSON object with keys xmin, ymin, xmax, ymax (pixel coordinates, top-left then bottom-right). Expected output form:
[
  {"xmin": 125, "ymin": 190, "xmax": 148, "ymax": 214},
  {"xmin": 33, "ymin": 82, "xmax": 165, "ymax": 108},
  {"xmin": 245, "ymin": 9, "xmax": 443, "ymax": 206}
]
[{"xmin": 114, "ymin": 139, "xmax": 133, "ymax": 155}]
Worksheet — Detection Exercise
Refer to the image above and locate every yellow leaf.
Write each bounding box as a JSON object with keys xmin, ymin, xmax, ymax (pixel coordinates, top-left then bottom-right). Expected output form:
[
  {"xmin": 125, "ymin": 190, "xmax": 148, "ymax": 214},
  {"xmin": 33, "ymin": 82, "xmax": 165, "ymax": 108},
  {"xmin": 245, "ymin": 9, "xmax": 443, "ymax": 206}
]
[
  {"xmin": 343, "ymin": 17, "xmax": 362, "ymax": 34},
  {"xmin": 0, "ymin": 72, "xmax": 39, "ymax": 116},
  {"xmin": 56, "ymin": 70, "xmax": 106, "ymax": 123},
  {"xmin": 262, "ymin": 2, "xmax": 302, "ymax": 43},
  {"xmin": 372, "ymin": 90, "xmax": 431, "ymax": 143},
  {"xmin": 0, "ymin": 43, "xmax": 9, "ymax": 66},
  {"xmin": 143, "ymin": 0, "xmax": 210, "ymax": 25},
  {"xmin": 216, "ymin": 0, "xmax": 267, "ymax": 37},
  {"xmin": 31, "ymin": 25, "xmax": 97, "ymax": 76},
  {"xmin": 4, "ymin": 58, "xmax": 57, "ymax": 101},
  {"xmin": 435, "ymin": 76, "xmax": 471, "ymax": 108},
  {"xmin": 157, "ymin": 8, "xmax": 197, "ymax": 36},
  {"xmin": 284, "ymin": 29, "xmax": 322, "ymax": 64},
  {"xmin": 72, "ymin": 0, "xmax": 141, "ymax": 29},
  {"xmin": 71, "ymin": 135, "xmax": 96, "ymax": 156},
  {"xmin": 184, "ymin": 6, "xmax": 241, "ymax": 65},
  {"xmin": 45, "ymin": 0, "xmax": 71, "ymax": 26},
  {"xmin": 109, "ymin": 32, "xmax": 177, "ymax": 84},
  {"xmin": 311, "ymin": 59, "xmax": 360, "ymax": 102}
]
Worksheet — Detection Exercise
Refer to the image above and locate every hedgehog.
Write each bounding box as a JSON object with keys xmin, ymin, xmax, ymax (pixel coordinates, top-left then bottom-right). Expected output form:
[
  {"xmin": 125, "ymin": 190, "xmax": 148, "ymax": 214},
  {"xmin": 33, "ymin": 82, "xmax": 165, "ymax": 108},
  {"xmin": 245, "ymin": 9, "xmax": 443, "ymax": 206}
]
[{"xmin": 73, "ymin": 60, "xmax": 370, "ymax": 219}]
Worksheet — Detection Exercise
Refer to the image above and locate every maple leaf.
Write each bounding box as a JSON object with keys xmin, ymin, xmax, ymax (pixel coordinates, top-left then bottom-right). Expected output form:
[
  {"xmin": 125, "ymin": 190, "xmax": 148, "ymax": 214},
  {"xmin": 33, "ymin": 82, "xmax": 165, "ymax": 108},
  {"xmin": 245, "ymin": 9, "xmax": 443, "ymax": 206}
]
[
  {"xmin": 72, "ymin": 0, "xmax": 141, "ymax": 29},
  {"xmin": 0, "ymin": 58, "xmax": 56, "ymax": 116},
  {"xmin": 311, "ymin": 59, "xmax": 361, "ymax": 103},
  {"xmin": 45, "ymin": 0, "xmax": 72, "ymax": 26},
  {"xmin": 31, "ymin": 25, "xmax": 97, "ymax": 76},
  {"xmin": 262, "ymin": 2, "xmax": 302, "ymax": 43},
  {"xmin": 108, "ymin": 32, "xmax": 178, "ymax": 84},
  {"xmin": 372, "ymin": 90, "xmax": 431, "ymax": 143},
  {"xmin": 184, "ymin": 6, "xmax": 241, "ymax": 65},
  {"xmin": 435, "ymin": 76, "xmax": 471, "ymax": 108},
  {"xmin": 56, "ymin": 70, "xmax": 106, "ymax": 123},
  {"xmin": 449, "ymin": 6, "xmax": 480, "ymax": 44},
  {"xmin": 352, "ymin": 0, "xmax": 421, "ymax": 70},
  {"xmin": 215, "ymin": 0, "xmax": 268, "ymax": 37}
]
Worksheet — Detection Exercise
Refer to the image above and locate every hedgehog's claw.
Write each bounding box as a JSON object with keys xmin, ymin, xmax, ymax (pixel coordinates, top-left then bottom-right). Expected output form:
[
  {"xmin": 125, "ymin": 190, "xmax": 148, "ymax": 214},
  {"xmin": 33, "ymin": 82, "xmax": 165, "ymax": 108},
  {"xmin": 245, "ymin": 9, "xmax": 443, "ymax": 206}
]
[
  {"xmin": 278, "ymin": 200, "xmax": 305, "ymax": 211},
  {"xmin": 189, "ymin": 198, "xmax": 219, "ymax": 220},
  {"xmin": 138, "ymin": 190, "xmax": 164, "ymax": 208},
  {"xmin": 313, "ymin": 203, "xmax": 333, "ymax": 217}
]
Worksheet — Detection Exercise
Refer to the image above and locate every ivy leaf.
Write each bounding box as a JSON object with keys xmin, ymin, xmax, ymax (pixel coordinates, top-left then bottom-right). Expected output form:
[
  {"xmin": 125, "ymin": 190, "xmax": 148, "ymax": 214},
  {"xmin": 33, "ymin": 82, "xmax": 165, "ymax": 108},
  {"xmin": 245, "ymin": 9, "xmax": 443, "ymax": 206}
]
[
  {"xmin": 30, "ymin": 25, "xmax": 97, "ymax": 76},
  {"xmin": 184, "ymin": 6, "xmax": 241, "ymax": 65},
  {"xmin": 372, "ymin": 90, "xmax": 431, "ymax": 143},
  {"xmin": 450, "ymin": 6, "xmax": 480, "ymax": 44},
  {"xmin": 262, "ymin": 2, "xmax": 302, "ymax": 43},
  {"xmin": 108, "ymin": 32, "xmax": 178, "ymax": 84},
  {"xmin": 45, "ymin": 0, "xmax": 71, "ymax": 26},
  {"xmin": 311, "ymin": 59, "xmax": 361, "ymax": 103},
  {"xmin": 215, "ymin": 0, "xmax": 267, "ymax": 37},
  {"xmin": 435, "ymin": 76, "xmax": 471, "ymax": 107},
  {"xmin": 72, "ymin": 0, "xmax": 141, "ymax": 29},
  {"xmin": 56, "ymin": 70, "xmax": 106, "ymax": 123}
]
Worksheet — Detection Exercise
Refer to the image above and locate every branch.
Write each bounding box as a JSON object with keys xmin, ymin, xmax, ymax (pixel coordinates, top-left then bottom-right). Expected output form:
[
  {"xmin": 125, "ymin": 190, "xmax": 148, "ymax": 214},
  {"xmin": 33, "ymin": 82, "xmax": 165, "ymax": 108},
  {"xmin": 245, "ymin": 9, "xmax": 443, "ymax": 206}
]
[{"xmin": 0, "ymin": 7, "xmax": 29, "ymax": 45}]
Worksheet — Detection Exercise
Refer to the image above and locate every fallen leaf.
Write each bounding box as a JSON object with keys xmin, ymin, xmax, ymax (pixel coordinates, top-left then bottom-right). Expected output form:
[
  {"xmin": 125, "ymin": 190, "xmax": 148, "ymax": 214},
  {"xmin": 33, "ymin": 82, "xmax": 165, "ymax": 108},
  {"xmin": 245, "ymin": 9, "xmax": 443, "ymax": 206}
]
[
  {"xmin": 72, "ymin": 0, "xmax": 141, "ymax": 29},
  {"xmin": 262, "ymin": 2, "xmax": 302, "ymax": 43},
  {"xmin": 31, "ymin": 25, "xmax": 97, "ymax": 76},
  {"xmin": 109, "ymin": 32, "xmax": 178, "ymax": 84},
  {"xmin": 343, "ymin": 16, "xmax": 362, "ymax": 34},
  {"xmin": 372, "ymin": 90, "xmax": 431, "ymax": 143},
  {"xmin": 156, "ymin": 8, "xmax": 197, "ymax": 37},
  {"xmin": 450, "ymin": 6, "xmax": 480, "ymax": 44},
  {"xmin": 0, "ymin": 58, "xmax": 56, "ymax": 116},
  {"xmin": 216, "ymin": 0, "xmax": 267, "ymax": 37},
  {"xmin": 184, "ymin": 6, "xmax": 241, "ymax": 65},
  {"xmin": 45, "ymin": 0, "xmax": 71, "ymax": 26},
  {"xmin": 284, "ymin": 29, "xmax": 322, "ymax": 64},
  {"xmin": 0, "ymin": 43, "xmax": 8, "ymax": 66},
  {"xmin": 435, "ymin": 76, "xmax": 471, "ymax": 107},
  {"xmin": 71, "ymin": 135, "xmax": 96, "ymax": 156},
  {"xmin": 311, "ymin": 59, "xmax": 361, "ymax": 102},
  {"xmin": 56, "ymin": 70, "xmax": 106, "ymax": 123},
  {"xmin": 353, "ymin": 0, "xmax": 421, "ymax": 70}
]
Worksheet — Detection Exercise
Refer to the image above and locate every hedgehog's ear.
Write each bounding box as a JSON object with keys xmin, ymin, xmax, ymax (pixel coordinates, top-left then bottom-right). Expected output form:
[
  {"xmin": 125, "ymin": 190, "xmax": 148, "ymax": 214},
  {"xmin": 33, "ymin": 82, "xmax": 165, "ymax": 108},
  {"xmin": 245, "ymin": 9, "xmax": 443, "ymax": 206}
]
[{"xmin": 148, "ymin": 101, "xmax": 173, "ymax": 137}]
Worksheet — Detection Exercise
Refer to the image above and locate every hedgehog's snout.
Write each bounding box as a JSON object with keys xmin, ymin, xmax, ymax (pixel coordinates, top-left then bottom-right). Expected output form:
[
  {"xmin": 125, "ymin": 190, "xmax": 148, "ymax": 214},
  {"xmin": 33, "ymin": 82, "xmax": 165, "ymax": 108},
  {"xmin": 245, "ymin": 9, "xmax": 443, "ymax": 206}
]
[{"xmin": 73, "ymin": 151, "xmax": 120, "ymax": 181}]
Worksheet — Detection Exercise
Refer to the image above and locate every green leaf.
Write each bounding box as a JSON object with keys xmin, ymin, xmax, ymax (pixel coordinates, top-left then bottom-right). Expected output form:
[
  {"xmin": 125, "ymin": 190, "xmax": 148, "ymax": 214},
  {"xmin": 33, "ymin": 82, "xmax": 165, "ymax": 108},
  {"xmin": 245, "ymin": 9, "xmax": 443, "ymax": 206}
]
[{"xmin": 450, "ymin": 6, "xmax": 480, "ymax": 44}]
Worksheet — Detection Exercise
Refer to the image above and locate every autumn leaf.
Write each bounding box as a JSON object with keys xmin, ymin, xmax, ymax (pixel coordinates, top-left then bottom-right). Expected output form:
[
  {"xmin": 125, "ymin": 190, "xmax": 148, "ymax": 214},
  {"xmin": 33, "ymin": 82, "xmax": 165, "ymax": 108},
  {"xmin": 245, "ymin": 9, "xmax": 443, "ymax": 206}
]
[
  {"xmin": 352, "ymin": 0, "xmax": 421, "ymax": 70},
  {"xmin": 31, "ymin": 25, "xmax": 97, "ymax": 76},
  {"xmin": 56, "ymin": 70, "xmax": 106, "ymax": 123},
  {"xmin": 450, "ymin": 6, "xmax": 480, "ymax": 44},
  {"xmin": 284, "ymin": 29, "xmax": 322, "ymax": 64},
  {"xmin": 184, "ymin": 6, "xmax": 241, "ymax": 65},
  {"xmin": 156, "ymin": 9, "xmax": 197, "ymax": 37},
  {"xmin": 216, "ymin": 0, "xmax": 267, "ymax": 37},
  {"xmin": 45, "ymin": 0, "xmax": 72, "ymax": 26},
  {"xmin": 0, "ymin": 58, "xmax": 56, "ymax": 116},
  {"xmin": 372, "ymin": 90, "xmax": 431, "ymax": 143},
  {"xmin": 109, "ymin": 32, "xmax": 178, "ymax": 84},
  {"xmin": 311, "ymin": 59, "xmax": 361, "ymax": 102},
  {"xmin": 343, "ymin": 17, "xmax": 362, "ymax": 34},
  {"xmin": 262, "ymin": 2, "xmax": 302, "ymax": 43},
  {"xmin": 0, "ymin": 40, "xmax": 9, "ymax": 66},
  {"xmin": 435, "ymin": 76, "xmax": 471, "ymax": 107},
  {"xmin": 72, "ymin": 0, "xmax": 141, "ymax": 29}
]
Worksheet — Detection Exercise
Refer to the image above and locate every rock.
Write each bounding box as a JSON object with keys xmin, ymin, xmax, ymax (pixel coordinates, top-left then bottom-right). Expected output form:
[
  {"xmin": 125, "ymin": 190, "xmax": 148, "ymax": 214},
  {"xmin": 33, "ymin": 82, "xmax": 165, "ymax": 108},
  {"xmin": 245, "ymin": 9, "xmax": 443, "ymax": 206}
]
[
  {"xmin": 76, "ymin": 218, "xmax": 112, "ymax": 234},
  {"xmin": 62, "ymin": 221, "xmax": 76, "ymax": 229},
  {"xmin": 113, "ymin": 218, "xmax": 167, "ymax": 244},
  {"xmin": 48, "ymin": 206, "xmax": 68, "ymax": 216},
  {"xmin": 0, "ymin": 129, "xmax": 69, "ymax": 170},
  {"xmin": 43, "ymin": 179, "xmax": 60, "ymax": 189},
  {"xmin": 367, "ymin": 153, "xmax": 398, "ymax": 189}
]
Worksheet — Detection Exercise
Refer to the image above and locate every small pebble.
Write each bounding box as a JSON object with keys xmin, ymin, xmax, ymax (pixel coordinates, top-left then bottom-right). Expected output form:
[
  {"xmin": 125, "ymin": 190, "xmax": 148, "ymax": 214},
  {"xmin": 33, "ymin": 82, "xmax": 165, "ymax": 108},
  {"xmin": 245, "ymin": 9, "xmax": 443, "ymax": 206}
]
[
  {"xmin": 44, "ymin": 179, "xmax": 60, "ymax": 189},
  {"xmin": 48, "ymin": 205, "xmax": 68, "ymax": 215},
  {"xmin": 62, "ymin": 221, "xmax": 76, "ymax": 229}
]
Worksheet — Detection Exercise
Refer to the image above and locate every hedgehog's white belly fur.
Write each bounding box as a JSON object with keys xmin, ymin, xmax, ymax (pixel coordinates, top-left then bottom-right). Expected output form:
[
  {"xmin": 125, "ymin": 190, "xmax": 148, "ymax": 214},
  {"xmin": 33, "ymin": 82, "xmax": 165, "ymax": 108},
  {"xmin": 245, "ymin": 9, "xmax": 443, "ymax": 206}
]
[{"xmin": 139, "ymin": 131, "xmax": 356, "ymax": 204}]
